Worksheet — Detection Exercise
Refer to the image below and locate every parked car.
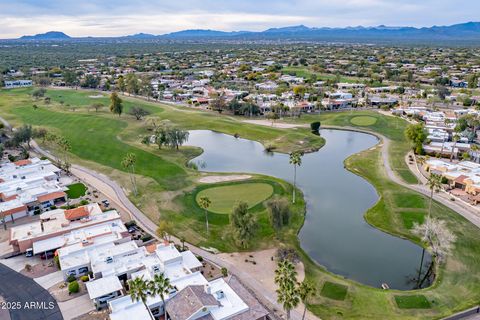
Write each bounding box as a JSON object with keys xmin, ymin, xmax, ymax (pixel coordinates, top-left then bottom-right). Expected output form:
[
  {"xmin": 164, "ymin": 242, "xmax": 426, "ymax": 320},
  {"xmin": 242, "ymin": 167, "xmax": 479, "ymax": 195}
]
[
  {"xmin": 25, "ymin": 248, "xmax": 33, "ymax": 257},
  {"xmin": 101, "ymin": 200, "xmax": 110, "ymax": 207},
  {"xmin": 40, "ymin": 251, "xmax": 54, "ymax": 260}
]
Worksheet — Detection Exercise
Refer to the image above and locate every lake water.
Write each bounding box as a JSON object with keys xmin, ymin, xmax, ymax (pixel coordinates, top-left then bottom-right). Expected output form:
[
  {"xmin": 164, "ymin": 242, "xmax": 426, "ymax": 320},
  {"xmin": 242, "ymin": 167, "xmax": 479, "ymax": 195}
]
[{"xmin": 187, "ymin": 129, "xmax": 430, "ymax": 289}]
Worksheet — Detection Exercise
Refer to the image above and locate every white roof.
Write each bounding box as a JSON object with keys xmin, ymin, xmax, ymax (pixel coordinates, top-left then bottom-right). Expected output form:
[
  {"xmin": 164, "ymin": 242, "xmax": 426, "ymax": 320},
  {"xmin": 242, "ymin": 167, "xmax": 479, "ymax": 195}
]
[
  {"xmin": 180, "ymin": 251, "xmax": 202, "ymax": 270},
  {"xmin": 86, "ymin": 276, "xmax": 123, "ymax": 300},
  {"xmin": 109, "ymin": 296, "xmax": 152, "ymax": 320},
  {"xmin": 209, "ymin": 278, "xmax": 249, "ymax": 320}
]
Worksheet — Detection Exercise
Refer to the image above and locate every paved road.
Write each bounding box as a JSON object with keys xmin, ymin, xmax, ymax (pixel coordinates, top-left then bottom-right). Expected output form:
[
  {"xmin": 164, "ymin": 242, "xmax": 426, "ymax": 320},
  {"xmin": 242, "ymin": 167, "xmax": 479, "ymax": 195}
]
[{"xmin": 0, "ymin": 264, "xmax": 63, "ymax": 320}]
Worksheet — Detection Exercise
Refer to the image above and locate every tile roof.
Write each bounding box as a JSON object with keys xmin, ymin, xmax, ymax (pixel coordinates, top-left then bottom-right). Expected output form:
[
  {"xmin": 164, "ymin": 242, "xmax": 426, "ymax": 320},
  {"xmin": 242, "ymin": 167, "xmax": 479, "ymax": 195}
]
[
  {"xmin": 37, "ymin": 191, "xmax": 67, "ymax": 203},
  {"xmin": 64, "ymin": 206, "xmax": 90, "ymax": 221},
  {"xmin": 166, "ymin": 285, "xmax": 219, "ymax": 320}
]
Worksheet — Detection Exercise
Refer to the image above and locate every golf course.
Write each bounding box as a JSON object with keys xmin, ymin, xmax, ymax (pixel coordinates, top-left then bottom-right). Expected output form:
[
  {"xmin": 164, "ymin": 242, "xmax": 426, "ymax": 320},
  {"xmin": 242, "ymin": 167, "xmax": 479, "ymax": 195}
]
[{"xmin": 0, "ymin": 87, "xmax": 480, "ymax": 319}]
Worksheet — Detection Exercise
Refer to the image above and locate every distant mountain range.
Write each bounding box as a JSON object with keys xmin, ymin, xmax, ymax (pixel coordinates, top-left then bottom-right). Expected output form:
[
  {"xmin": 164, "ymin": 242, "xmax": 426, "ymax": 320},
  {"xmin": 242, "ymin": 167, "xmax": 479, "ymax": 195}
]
[{"xmin": 11, "ymin": 22, "xmax": 480, "ymax": 43}]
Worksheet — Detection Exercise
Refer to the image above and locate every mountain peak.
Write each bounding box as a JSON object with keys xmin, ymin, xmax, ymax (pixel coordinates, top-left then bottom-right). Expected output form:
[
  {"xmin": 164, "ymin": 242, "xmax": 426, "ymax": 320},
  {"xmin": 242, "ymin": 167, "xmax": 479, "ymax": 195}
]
[{"xmin": 20, "ymin": 31, "xmax": 71, "ymax": 40}]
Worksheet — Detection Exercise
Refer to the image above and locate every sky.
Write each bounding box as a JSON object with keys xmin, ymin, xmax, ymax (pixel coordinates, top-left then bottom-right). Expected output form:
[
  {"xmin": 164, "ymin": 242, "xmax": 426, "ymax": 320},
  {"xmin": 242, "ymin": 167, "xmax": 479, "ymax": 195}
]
[{"xmin": 1, "ymin": 0, "xmax": 480, "ymax": 38}]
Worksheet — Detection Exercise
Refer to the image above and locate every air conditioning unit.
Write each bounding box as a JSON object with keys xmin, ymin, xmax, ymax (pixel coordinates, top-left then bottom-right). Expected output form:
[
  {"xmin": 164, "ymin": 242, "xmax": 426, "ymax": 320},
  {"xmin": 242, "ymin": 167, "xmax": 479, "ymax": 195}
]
[
  {"xmin": 105, "ymin": 256, "xmax": 113, "ymax": 264},
  {"xmin": 215, "ymin": 290, "xmax": 225, "ymax": 300}
]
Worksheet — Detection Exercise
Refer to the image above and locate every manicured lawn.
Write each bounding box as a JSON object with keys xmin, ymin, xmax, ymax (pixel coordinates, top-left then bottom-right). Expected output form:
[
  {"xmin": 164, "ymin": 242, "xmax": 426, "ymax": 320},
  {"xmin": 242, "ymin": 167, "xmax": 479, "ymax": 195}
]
[
  {"xmin": 195, "ymin": 182, "xmax": 274, "ymax": 214},
  {"xmin": 394, "ymin": 295, "xmax": 431, "ymax": 309},
  {"xmin": 320, "ymin": 282, "xmax": 348, "ymax": 301},
  {"xmin": 393, "ymin": 193, "xmax": 426, "ymax": 209},
  {"xmin": 350, "ymin": 115, "xmax": 378, "ymax": 126},
  {"xmin": 400, "ymin": 211, "xmax": 425, "ymax": 229},
  {"xmin": 66, "ymin": 183, "xmax": 87, "ymax": 199}
]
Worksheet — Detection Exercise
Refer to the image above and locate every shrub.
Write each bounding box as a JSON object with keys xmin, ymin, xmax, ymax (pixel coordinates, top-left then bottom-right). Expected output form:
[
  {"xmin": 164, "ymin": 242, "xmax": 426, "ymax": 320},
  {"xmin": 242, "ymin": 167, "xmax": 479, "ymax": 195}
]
[
  {"xmin": 68, "ymin": 281, "xmax": 80, "ymax": 294},
  {"xmin": 141, "ymin": 234, "xmax": 153, "ymax": 242},
  {"xmin": 24, "ymin": 264, "xmax": 32, "ymax": 272},
  {"xmin": 441, "ymin": 176, "xmax": 449, "ymax": 184},
  {"xmin": 196, "ymin": 255, "xmax": 204, "ymax": 262},
  {"xmin": 53, "ymin": 256, "xmax": 61, "ymax": 269},
  {"xmin": 125, "ymin": 221, "xmax": 136, "ymax": 228},
  {"xmin": 66, "ymin": 275, "xmax": 76, "ymax": 283},
  {"xmin": 79, "ymin": 199, "xmax": 89, "ymax": 206},
  {"xmin": 221, "ymin": 267, "xmax": 228, "ymax": 277},
  {"xmin": 310, "ymin": 121, "xmax": 321, "ymax": 132},
  {"xmin": 80, "ymin": 275, "xmax": 89, "ymax": 282}
]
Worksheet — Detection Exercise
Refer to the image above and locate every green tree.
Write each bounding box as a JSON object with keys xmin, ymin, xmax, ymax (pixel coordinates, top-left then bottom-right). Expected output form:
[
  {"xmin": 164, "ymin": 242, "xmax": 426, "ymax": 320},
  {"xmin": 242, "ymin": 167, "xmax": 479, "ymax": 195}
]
[
  {"xmin": 275, "ymin": 259, "xmax": 300, "ymax": 320},
  {"xmin": 148, "ymin": 273, "xmax": 173, "ymax": 320},
  {"xmin": 116, "ymin": 75, "xmax": 126, "ymax": 92},
  {"xmin": 230, "ymin": 201, "xmax": 257, "ymax": 249},
  {"xmin": 125, "ymin": 73, "xmax": 140, "ymax": 95},
  {"xmin": 404, "ymin": 123, "xmax": 427, "ymax": 154},
  {"xmin": 122, "ymin": 153, "xmax": 138, "ymax": 196},
  {"xmin": 289, "ymin": 151, "xmax": 303, "ymax": 203},
  {"xmin": 12, "ymin": 125, "xmax": 33, "ymax": 148},
  {"xmin": 57, "ymin": 137, "xmax": 72, "ymax": 174},
  {"xmin": 199, "ymin": 196, "xmax": 211, "ymax": 234},
  {"xmin": 128, "ymin": 276, "xmax": 154, "ymax": 320},
  {"xmin": 166, "ymin": 128, "xmax": 189, "ymax": 150},
  {"xmin": 298, "ymin": 280, "xmax": 316, "ymax": 320},
  {"xmin": 109, "ymin": 92, "xmax": 123, "ymax": 116},
  {"xmin": 266, "ymin": 196, "xmax": 291, "ymax": 234}
]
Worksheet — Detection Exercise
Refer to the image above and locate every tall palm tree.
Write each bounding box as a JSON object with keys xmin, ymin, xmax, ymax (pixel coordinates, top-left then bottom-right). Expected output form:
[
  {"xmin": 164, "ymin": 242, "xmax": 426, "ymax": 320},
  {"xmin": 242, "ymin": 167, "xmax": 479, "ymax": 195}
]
[
  {"xmin": 298, "ymin": 280, "xmax": 316, "ymax": 320},
  {"xmin": 427, "ymin": 173, "xmax": 442, "ymax": 219},
  {"xmin": 199, "ymin": 196, "xmax": 211, "ymax": 234},
  {"xmin": 122, "ymin": 153, "xmax": 138, "ymax": 196},
  {"xmin": 149, "ymin": 273, "xmax": 173, "ymax": 320},
  {"xmin": 450, "ymin": 133, "xmax": 460, "ymax": 162},
  {"xmin": 128, "ymin": 276, "xmax": 154, "ymax": 320},
  {"xmin": 275, "ymin": 259, "xmax": 300, "ymax": 320},
  {"xmin": 289, "ymin": 152, "xmax": 303, "ymax": 204}
]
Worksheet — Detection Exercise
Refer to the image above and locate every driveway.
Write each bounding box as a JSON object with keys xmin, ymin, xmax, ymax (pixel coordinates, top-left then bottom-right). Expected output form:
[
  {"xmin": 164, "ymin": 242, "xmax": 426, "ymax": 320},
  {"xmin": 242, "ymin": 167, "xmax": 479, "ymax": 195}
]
[
  {"xmin": 57, "ymin": 294, "xmax": 94, "ymax": 320},
  {"xmin": 0, "ymin": 264, "xmax": 63, "ymax": 320},
  {"xmin": 35, "ymin": 271, "xmax": 64, "ymax": 289}
]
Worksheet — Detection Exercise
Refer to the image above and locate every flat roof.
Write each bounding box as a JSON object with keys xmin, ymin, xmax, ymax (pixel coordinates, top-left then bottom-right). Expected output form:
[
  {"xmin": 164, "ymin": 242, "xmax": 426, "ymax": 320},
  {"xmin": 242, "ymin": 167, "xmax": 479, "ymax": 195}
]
[
  {"xmin": 209, "ymin": 278, "xmax": 249, "ymax": 320},
  {"xmin": 109, "ymin": 296, "xmax": 152, "ymax": 320},
  {"xmin": 86, "ymin": 276, "xmax": 123, "ymax": 300}
]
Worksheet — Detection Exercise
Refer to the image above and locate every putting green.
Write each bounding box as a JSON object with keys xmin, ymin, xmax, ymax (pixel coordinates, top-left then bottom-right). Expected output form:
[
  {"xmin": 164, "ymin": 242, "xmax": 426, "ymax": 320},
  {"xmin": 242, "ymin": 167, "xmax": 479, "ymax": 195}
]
[
  {"xmin": 196, "ymin": 183, "xmax": 274, "ymax": 214},
  {"xmin": 350, "ymin": 116, "xmax": 378, "ymax": 126}
]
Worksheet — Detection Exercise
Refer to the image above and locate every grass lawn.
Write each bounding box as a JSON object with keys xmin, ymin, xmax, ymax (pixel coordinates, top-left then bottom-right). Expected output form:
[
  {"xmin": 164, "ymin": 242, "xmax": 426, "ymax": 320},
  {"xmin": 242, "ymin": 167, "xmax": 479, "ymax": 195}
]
[
  {"xmin": 66, "ymin": 183, "xmax": 87, "ymax": 199},
  {"xmin": 195, "ymin": 182, "xmax": 274, "ymax": 214},
  {"xmin": 170, "ymin": 178, "xmax": 305, "ymax": 252},
  {"xmin": 393, "ymin": 193, "xmax": 427, "ymax": 209},
  {"xmin": 320, "ymin": 282, "xmax": 348, "ymax": 301},
  {"xmin": 350, "ymin": 115, "xmax": 378, "ymax": 126},
  {"xmin": 395, "ymin": 295, "xmax": 431, "ymax": 309},
  {"xmin": 400, "ymin": 211, "xmax": 426, "ymax": 229}
]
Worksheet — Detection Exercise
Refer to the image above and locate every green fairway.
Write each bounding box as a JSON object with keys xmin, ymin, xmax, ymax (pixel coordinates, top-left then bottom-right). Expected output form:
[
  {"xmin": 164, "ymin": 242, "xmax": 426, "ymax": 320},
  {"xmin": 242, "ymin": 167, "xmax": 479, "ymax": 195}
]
[
  {"xmin": 66, "ymin": 183, "xmax": 87, "ymax": 199},
  {"xmin": 350, "ymin": 115, "xmax": 378, "ymax": 126},
  {"xmin": 400, "ymin": 211, "xmax": 425, "ymax": 229},
  {"xmin": 195, "ymin": 183, "xmax": 274, "ymax": 214},
  {"xmin": 395, "ymin": 295, "xmax": 431, "ymax": 309}
]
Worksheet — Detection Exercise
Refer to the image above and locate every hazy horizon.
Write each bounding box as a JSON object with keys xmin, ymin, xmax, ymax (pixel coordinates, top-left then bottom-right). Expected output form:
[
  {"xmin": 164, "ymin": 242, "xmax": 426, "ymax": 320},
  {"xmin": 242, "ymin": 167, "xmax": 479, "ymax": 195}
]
[{"xmin": 1, "ymin": 0, "xmax": 480, "ymax": 38}]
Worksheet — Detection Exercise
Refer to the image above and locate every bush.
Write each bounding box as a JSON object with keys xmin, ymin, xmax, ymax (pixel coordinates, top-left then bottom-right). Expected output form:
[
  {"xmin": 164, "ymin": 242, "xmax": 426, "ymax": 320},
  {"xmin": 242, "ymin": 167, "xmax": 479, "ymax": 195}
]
[
  {"xmin": 125, "ymin": 221, "xmax": 136, "ymax": 228},
  {"xmin": 140, "ymin": 234, "xmax": 153, "ymax": 242},
  {"xmin": 24, "ymin": 264, "xmax": 32, "ymax": 272},
  {"xmin": 441, "ymin": 176, "xmax": 449, "ymax": 184},
  {"xmin": 66, "ymin": 275, "xmax": 76, "ymax": 283},
  {"xmin": 53, "ymin": 256, "xmax": 61, "ymax": 269},
  {"xmin": 221, "ymin": 267, "xmax": 228, "ymax": 277},
  {"xmin": 196, "ymin": 255, "xmax": 204, "ymax": 262},
  {"xmin": 80, "ymin": 275, "xmax": 89, "ymax": 282},
  {"xmin": 310, "ymin": 121, "xmax": 321, "ymax": 132},
  {"xmin": 68, "ymin": 281, "xmax": 80, "ymax": 294},
  {"xmin": 79, "ymin": 199, "xmax": 89, "ymax": 206}
]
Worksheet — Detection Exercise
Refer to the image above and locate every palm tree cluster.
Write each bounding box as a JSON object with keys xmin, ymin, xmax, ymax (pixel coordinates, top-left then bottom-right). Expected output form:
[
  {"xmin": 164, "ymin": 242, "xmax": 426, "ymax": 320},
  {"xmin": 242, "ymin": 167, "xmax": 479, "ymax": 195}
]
[
  {"xmin": 274, "ymin": 259, "xmax": 316, "ymax": 320},
  {"xmin": 128, "ymin": 273, "xmax": 173, "ymax": 320}
]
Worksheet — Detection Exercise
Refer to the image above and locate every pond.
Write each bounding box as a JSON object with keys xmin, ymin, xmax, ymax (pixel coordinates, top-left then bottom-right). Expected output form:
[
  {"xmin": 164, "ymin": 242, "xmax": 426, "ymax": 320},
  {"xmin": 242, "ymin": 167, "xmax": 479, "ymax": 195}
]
[{"xmin": 187, "ymin": 129, "xmax": 431, "ymax": 290}]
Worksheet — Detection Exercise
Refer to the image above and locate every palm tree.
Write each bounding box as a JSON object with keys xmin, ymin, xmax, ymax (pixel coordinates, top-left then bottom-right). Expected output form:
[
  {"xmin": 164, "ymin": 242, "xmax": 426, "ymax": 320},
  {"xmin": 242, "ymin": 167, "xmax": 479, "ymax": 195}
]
[
  {"xmin": 122, "ymin": 153, "xmax": 138, "ymax": 196},
  {"xmin": 289, "ymin": 151, "xmax": 303, "ymax": 204},
  {"xmin": 298, "ymin": 280, "xmax": 316, "ymax": 320},
  {"xmin": 450, "ymin": 133, "xmax": 460, "ymax": 162},
  {"xmin": 199, "ymin": 196, "xmax": 211, "ymax": 234},
  {"xmin": 128, "ymin": 276, "xmax": 154, "ymax": 320},
  {"xmin": 275, "ymin": 259, "xmax": 300, "ymax": 320},
  {"xmin": 149, "ymin": 273, "xmax": 173, "ymax": 320},
  {"xmin": 427, "ymin": 173, "xmax": 442, "ymax": 218}
]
